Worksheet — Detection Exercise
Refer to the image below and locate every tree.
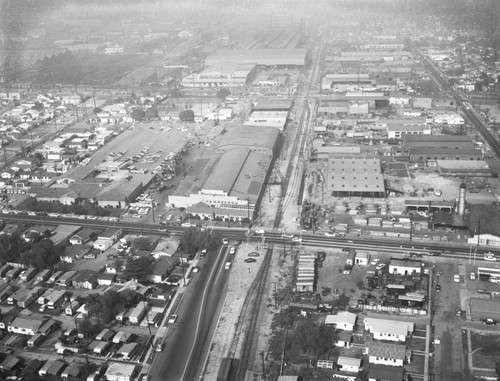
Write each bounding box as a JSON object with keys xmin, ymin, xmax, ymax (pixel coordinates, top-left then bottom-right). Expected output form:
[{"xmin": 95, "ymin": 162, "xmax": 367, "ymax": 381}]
[
  {"xmin": 180, "ymin": 228, "xmax": 212, "ymax": 255},
  {"xmin": 133, "ymin": 237, "xmax": 155, "ymax": 251},
  {"xmin": 217, "ymin": 87, "xmax": 231, "ymax": 101},
  {"xmin": 145, "ymin": 106, "xmax": 159, "ymax": 120},
  {"xmin": 474, "ymin": 81, "xmax": 483, "ymax": 92},
  {"xmin": 32, "ymin": 102, "xmax": 44, "ymax": 111},
  {"xmin": 123, "ymin": 256, "xmax": 154, "ymax": 281},
  {"xmin": 131, "ymin": 108, "xmax": 146, "ymax": 122},
  {"xmin": 179, "ymin": 109, "xmax": 195, "ymax": 122}
]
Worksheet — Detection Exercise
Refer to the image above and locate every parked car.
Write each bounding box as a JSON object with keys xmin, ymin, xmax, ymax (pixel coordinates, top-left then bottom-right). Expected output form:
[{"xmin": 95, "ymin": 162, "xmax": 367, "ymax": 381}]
[
  {"xmin": 470, "ymin": 272, "xmax": 476, "ymax": 280},
  {"xmin": 371, "ymin": 258, "xmax": 380, "ymax": 266},
  {"xmin": 244, "ymin": 258, "xmax": 257, "ymax": 263},
  {"xmin": 454, "ymin": 274, "xmax": 460, "ymax": 283},
  {"xmin": 222, "ymin": 238, "xmax": 229, "ymax": 245},
  {"xmin": 325, "ymin": 232, "xmax": 336, "ymax": 237},
  {"xmin": 435, "ymin": 284, "xmax": 441, "ymax": 292},
  {"xmin": 229, "ymin": 247, "xmax": 236, "ymax": 255},
  {"xmin": 224, "ymin": 262, "xmax": 231, "ymax": 270},
  {"xmin": 375, "ymin": 263, "xmax": 385, "ymax": 270}
]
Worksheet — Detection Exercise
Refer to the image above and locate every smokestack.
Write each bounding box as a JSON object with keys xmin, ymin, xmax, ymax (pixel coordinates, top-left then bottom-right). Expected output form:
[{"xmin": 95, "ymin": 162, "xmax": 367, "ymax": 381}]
[{"xmin": 458, "ymin": 182, "xmax": 466, "ymax": 216}]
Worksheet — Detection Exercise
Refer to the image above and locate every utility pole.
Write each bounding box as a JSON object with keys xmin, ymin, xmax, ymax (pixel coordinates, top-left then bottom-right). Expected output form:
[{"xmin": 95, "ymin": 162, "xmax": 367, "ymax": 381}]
[{"xmin": 261, "ymin": 350, "xmax": 266, "ymax": 379}]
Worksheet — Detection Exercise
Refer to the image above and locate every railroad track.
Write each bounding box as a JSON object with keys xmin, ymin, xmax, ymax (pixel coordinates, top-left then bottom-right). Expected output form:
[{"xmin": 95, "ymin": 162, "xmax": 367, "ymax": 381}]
[{"xmin": 230, "ymin": 247, "xmax": 273, "ymax": 380}]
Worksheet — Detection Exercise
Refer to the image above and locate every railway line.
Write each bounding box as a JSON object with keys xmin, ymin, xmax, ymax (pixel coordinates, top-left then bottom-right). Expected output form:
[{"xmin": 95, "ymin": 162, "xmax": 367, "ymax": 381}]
[
  {"xmin": 419, "ymin": 52, "xmax": 500, "ymax": 158},
  {"xmin": 230, "ymin": 247, "xmax": 273, "ymax": 381}
]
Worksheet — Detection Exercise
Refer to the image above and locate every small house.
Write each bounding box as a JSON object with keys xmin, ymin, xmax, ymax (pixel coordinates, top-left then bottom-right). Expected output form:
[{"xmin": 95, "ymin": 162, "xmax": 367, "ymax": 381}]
[
  {"xmin": 337, "ymin": 356, "xmax": 362, "ymax": 373},
  {"xmin": 325, "ymin": 311, "xmax": 357, "ymax": 331}
]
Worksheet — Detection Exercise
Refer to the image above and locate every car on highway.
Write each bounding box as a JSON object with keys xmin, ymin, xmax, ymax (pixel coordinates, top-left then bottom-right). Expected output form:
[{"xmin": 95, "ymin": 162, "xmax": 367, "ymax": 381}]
[
  {"xmin": 483, "ymin": 318, "xmax": 497, "ymax": 325},
  {"xmin": 222, "ymin": 238, "xmax": 229, "ymax": 245},
  {"xmin": 453, "ymin": 274, "xmax": 460, "ymax": 283},
  {"xmin": 375, "ymin": 263, "xmax": 385, "ymax": 270},
  {"xmin": 430, "ymin": 251, "xmax": 442, "ymax": 256},
  {"xmin": 244, "ymin": 258, "xmax": 257, "ymax": 263},
  {"xmin": 229, "ymin": 247, "xmax": 236, "ymax": 255},
  {"xmin": 168, "ymin": 314, "xmax": 178, "ymax": 324},
  {"xmin": 484, "ymin": 253, "xmax": 496, "ymax": 261},
  {"xmin": 292, "ymin": 237, "xmax": 302, "ymax": 243},
  {"xmin": 255, "ymin": 229, "xmax": 265, "ymax": 234},
  {"xmin": 371, "ymin": 258, "xmax": 380, "ymax": 266},
  {"xmin": 282, "ymin": 233, "xmax": 294, "ymax": 239}
]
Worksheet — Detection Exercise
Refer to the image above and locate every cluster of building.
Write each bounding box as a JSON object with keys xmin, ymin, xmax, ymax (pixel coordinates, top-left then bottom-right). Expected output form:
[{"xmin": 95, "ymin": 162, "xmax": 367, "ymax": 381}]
[{"xmin": 319, "ymin": 312, "xmax": 413, "ymax": 380}]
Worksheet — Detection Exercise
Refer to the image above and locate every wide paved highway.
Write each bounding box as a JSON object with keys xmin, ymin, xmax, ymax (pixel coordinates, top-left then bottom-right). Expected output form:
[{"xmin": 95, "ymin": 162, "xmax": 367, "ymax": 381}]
[{"xmin": 149, "ymin": 245, "xmax": 231, "ymax": 381}]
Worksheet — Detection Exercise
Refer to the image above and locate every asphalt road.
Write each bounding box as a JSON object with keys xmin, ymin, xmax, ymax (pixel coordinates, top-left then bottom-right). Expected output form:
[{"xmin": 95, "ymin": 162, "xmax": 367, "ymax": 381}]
[{"xmin": 149, "ymin": 245, "xmax": 231, "ymax": 381}]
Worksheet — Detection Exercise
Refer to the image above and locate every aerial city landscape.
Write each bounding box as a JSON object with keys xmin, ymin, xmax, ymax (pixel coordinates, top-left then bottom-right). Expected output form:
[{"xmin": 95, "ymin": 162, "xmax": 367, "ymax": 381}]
[{"xmin": 1, "ymin": 0, "xmax": 500, "ymax": 380}]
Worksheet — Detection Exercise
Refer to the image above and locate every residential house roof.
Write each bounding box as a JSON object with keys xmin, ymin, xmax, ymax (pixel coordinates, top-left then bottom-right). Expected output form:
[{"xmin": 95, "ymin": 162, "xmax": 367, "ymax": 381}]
[
  {"xmin": 366, "ymin": 341, "xmax": 407, "ymax": 360},
  {"xmin": 364, "ymin": 317, "xmax": 414, "ymax": 336},
  {"xmin": 337, "ymin": 356, "xmax": 361, "ymax": 368},
  {"xmin": 389, "ymin": 258, "xmax": 421, "ymax": 268},
  {"xmin": 365, "ymin": 365, "xmax": 405, "ymax": 381},
  {"xmin": 10, "ymin": 317, "xmax": 44, "ymax": 332},
  {"xmin": 325, "ymin": 311, "xmax": 357, "ymax": 326},
  {"xmin": 0, "ymin": 355, "xmax": 20, "ymax": 371}
]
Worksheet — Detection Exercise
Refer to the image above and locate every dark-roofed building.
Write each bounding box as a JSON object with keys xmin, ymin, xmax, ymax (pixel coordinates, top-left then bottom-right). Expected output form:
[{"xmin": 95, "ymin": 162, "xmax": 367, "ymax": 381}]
[
  {"xmin": 366, "ymin": 364, "xmax": 405, "ymax": 381},
  {"xmin": 72, "ymin": 270, "xmax": 98, "ymax": 289},
  {"xmin": 147, "ymin": 258, "xmax": 178, "ymax": 283},
  {"xmin": 409, "ymin": 147, "xmax": 483, "ymax": 164},
  {"xmin": 327, "ymin": 157, "xmax": 385, "ymax": 198},
  {"xmin": 61, "ymin": 244, "xmax": 91, "ymax": 263},
  {"xmin": 22, "ymin": 359, "xmax": 44, "ymax": 378},
  {"xmin": 61, "ymin": 361, "xmax": 84, "ymax": 378},
  {"xmin": 69, "ymin": 228, "xmax": 102, "ymax": 245},
  {"xmin": 46, "ymin": 359, "xmax": 66, "ymax": 377},
  {"xmin": 403, "ymin": 134, "xmax": 474, "ymax": 149},
  {"xmin": 0, "ymin": 355, "xmax": 20, "ymax": 372},
  {"xmin": 366, "ymin": 341, "xmax": 408, "ymax": 367}
]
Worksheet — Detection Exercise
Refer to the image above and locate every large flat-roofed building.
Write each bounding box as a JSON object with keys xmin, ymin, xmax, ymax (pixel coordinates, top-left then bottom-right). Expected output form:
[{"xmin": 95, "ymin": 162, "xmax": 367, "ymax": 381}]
[
  {"xmin": 340, "ymin": 50, "xmax": 411, "ymax": 60},
  {"xmin": 251, "ymin": 99, "xmax": 293, "ymax": 112},
  {"xmin": 215, "ymin": 126, "xmax": 280, "ymax": 156},
  {"xmin": 409, "ymin": 147, "xmax": 483, "ymax": 164},
  {"xmin": 206, "ymin": 48, "xmax": 307, "ymax": 67},
  {"xmin": 245, "ymin": 111, "xmax": 288, "ymax": 130},
  {"xmin": 386, "ymin": 119, "xmax": 431, "ymax": 139},
  {"xmin": 403, "ymin": 134, "xmax": 474, "ymax": 149},
  {"xmin": 437, "ymin": 160, "xmax": 493, "ymax": 177},
  {"xmin": 168, "ymin": 148, "xmax": 273, "ymax": 219},
  {"xmin": 181, "ymin": 62, "xmax": 257, "ymax": 88},
  {"xmin": 321, "ymin": 74, "xmax": 373, "ymax": 91},
  {"xmin": 470, "ymin": 298, "xmax": 500, "ymax": 322},
  {"xmin": 327, "ymin": 157, "xmax": 385, "ymax": 198}
]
